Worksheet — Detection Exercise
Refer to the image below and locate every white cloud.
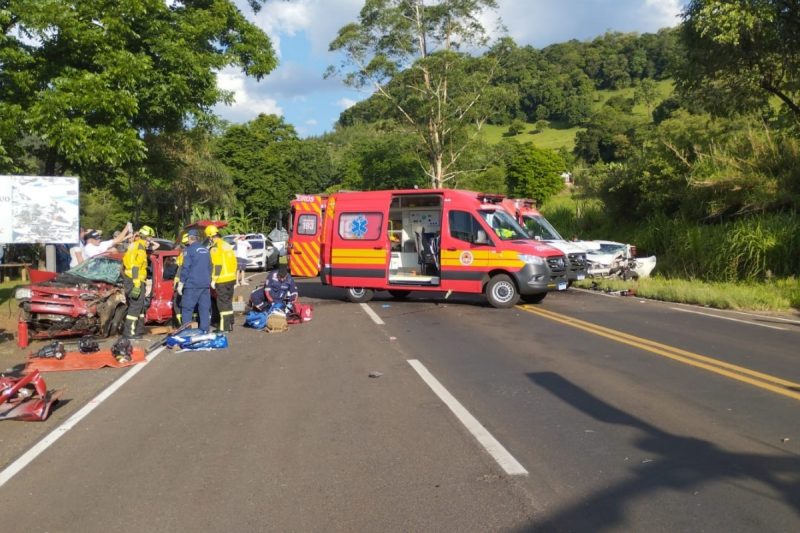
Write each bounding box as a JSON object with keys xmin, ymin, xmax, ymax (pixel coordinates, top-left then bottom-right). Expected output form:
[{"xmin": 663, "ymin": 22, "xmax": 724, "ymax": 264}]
[
  {"xmin": 215, "ymin": 68, "xmax": 283, "ymax": 121},
  {"xmin": 305, "ymin": 119, "xmax": 318, "ymax": 126},
  {"xmin": 643, "ymin": 0, "xmax": 684, "ymax": 26},
  {"xmin": 337, "ymin": 97, "xmax": 357, "ymax": 110},
  {"xmin": 495, "ymin": 0, "xmax": 684, "ymax": 47}
]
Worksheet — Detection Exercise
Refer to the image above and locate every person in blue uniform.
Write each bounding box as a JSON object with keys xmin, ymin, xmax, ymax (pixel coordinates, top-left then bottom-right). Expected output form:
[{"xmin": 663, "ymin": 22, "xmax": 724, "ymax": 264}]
[
  {"xmin": 177, "ymin": 229, "xmax": 212, "ymax": 332},
  {"xmin": 265, "ymin": 264, "xmax": 298, "ymax": 308}
]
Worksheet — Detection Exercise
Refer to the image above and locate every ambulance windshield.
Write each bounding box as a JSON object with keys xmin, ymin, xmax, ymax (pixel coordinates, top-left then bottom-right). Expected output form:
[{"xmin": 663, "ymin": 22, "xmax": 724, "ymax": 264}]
[
  {"xmin": 523, "ymin": 215, "xmax": 563, "ymax": 241},
  {"xmin": 478, "ymin": 210, "xmax": 528, "ymax": 241}
]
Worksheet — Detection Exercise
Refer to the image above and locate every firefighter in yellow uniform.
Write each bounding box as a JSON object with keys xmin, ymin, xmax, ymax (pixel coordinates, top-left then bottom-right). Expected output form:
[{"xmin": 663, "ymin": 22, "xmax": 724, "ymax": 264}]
[
  {"xmin": 172, "ymin": 233, "xmax": 189, "ymax": 326},
  {"xmin": 205, "ymin": 225, "xmax": 237, "ymax": 331},
  {"xmin": 122, "ymin": 226, "xmax": 154, "ymax": 338}
]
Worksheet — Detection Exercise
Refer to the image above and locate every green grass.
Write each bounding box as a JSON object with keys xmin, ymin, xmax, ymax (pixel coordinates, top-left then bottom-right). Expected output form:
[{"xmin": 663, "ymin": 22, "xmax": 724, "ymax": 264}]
[
  {"xmin": 575, "ymin": 276, "xmax": 800, "ymax": 313},
  {"xmin": 481, "ymin": 79, "xmax": 674, "ymax": 152},
  {"xmin": 481, "ymin": 122, "xmax": 581, "ymax": 151},
  {"xmin": 0, "ymin": 279, "xmax": 23, "ymax": 307}
]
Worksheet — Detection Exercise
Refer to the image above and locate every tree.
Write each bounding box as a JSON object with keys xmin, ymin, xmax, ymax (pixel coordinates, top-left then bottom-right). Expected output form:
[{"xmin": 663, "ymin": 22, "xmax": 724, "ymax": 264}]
[
  {"xmin": 215, "ymin": 114, "xmax": 300, "ymax": 229},
  {"xmin": 677, "ymin": 0, "xmax": 800, "ymax": 119},
  {"xmin": 0, "ymin": 0, "xmax": 277, "ymax": 180},
  {"xmin": 143, "ymin": 128, "xmax": 236, "ymax": 236},
  {"xmin": 328, "ymin": 0, "xmax": 506, "ymax": 189},
  {"xmin": 506, "ymin": 119, "xmax": 526, "ymax": 136},
  {"xmin": 634, "ymin": 78, "xmax": 659, "ymax": 116},
  {"xmin": 505, "ymin": 142, "xmax": 565, "ymax": 205}
]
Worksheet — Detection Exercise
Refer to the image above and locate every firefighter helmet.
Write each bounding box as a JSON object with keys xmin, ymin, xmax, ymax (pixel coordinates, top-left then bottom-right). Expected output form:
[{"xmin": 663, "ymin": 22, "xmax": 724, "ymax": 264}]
[
  {"xmin": 139, "ymin": 225, "xmax": 155, "ymax": 237},
  {"xmin": 204, "ymin": 225, "xmax": 219, "ymax": 238}
]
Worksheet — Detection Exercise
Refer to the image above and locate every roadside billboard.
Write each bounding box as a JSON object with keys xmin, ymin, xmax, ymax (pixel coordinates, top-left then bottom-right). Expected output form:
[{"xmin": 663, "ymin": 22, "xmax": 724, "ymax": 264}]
[{"xmin": 0, "ymin": 175, "xmax": 80, "ymax": 244}]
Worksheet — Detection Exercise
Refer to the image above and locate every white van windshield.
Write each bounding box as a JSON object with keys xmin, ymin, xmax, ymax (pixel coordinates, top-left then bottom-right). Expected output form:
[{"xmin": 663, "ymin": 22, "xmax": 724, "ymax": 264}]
[
  {"xmin": 523, "ymin": 215, "xmax": 564, "ymax": 241},
  {"xmin": 478, "ymin": 209, "xmax": 528, "ymax": 241}
]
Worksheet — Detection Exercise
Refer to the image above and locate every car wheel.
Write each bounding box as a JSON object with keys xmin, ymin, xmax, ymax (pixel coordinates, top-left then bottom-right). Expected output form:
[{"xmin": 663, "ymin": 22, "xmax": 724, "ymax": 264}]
[
  {"xmin": 521, "ymin": 292, "xmax": 547, "ymax": 304},
  {"xmin": 485, "ymin": 274, "xmax": 519, "ymax": 308},
  {"xmin": 345, "ymin": 287, "xmax": 374, "ymax": 303},
  {"xmin": 104, "ymin": 304, "xmax": 127, "ymax": 337},
  {"xmin": 388, "ymin": 290, "xmax": 411, "ymax": 299}
]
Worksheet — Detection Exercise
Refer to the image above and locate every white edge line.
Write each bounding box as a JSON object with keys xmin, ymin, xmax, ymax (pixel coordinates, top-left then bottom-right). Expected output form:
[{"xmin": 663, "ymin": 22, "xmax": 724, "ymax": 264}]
[
  {"xmin": 671, "ymin": 307, "xmax": 787, "ymax": 331},
  {"xmin": 360, "ymin": 303, "xmax": 385, "ymax": 325},
  {"xmin": 0, "ymin": 345, "xmax": 167, "ymax": 488},
  {"xmin": 407, "ymin": 359, "xmax": 528, "ymax": 476}
]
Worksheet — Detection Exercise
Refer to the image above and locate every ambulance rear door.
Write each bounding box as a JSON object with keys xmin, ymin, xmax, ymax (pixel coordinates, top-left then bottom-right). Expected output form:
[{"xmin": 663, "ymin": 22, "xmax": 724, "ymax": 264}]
[{"xmin": 288, "ymin": 196, "xmax": 323, "ymax": 277}]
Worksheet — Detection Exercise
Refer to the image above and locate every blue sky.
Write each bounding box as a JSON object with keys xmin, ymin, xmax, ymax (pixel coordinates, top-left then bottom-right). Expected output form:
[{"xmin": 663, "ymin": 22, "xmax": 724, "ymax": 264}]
[{"xmin": 216, "ymin": 0, "xmax": 684, "ymax": 137}]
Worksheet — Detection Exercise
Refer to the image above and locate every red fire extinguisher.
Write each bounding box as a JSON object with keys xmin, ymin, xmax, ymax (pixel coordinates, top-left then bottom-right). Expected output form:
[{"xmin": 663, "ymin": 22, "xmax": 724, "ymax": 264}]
[{"xmin": 17, "ymin": 320, "xmax": 29, "ymax": 349}]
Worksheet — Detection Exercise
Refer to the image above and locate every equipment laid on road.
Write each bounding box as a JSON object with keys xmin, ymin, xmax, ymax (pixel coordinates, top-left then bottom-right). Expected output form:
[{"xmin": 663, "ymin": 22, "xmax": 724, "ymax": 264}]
[
  {"xmin": 164, "ymin": 329, "xmax": 229, "ymax": 351},
  {"xmin": 244, "ymin": 310, "xmax": 267, "ymax": 329},
  {"xmin": 111, "ymin": 337, "xmax": 133, "ymax": 363},
  {"xmin": 0, "ymin": 370, "xmax": 62, "ymax": 421},
  {"xmin": 33, "ymin": 340, "xmax": 66, "ymax": 359},
  {"xmin": 266, "ymin": 310, "xmax": 288, "ymax": 333},
  {"xmin": 78, "ymin": 336, "xmax": 100, "ymax": 353},
  {"xmin": 145, "ymin": 321, "xmax": 194, "ymax": 354}
]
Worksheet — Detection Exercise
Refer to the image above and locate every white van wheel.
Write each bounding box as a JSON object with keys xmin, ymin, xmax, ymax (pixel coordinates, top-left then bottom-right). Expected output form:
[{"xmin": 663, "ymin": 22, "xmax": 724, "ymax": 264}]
[
  {"xmin": 486, "ymin": 274, "xmax": 519, "ymax": 308},
  {"xmin": 345, "ymin": 287, "xmax": 374, "ymax": 303}
]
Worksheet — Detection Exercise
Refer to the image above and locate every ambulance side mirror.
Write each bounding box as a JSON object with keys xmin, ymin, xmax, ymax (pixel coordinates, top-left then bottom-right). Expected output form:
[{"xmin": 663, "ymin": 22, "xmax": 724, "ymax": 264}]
[{"xmin": 474, "ymin": 230, "xmax": 489, "ymax": 245}]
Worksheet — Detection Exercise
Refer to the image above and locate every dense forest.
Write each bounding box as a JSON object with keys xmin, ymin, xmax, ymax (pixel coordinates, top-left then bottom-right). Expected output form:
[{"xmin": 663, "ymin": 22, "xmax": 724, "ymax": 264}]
[{"xmin": 1, "ymin": 0, "xmax": 798, "ymax": 281}]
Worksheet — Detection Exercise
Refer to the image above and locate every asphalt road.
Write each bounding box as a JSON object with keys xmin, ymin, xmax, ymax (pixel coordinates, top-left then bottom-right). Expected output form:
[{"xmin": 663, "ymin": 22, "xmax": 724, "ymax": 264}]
[{"xmin": 1, "ymin": 279, "xmax": 798, "ymax": 532}]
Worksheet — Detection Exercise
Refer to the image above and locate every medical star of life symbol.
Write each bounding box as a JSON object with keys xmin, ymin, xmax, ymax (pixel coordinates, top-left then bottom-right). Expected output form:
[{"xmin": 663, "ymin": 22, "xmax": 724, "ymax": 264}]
[{"xmin": 351, "ymin": 215, "xmax": 368, "ymax": 238}]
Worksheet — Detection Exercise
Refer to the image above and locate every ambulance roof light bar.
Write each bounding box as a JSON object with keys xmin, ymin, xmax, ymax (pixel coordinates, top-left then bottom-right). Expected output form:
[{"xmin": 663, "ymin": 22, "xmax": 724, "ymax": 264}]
[
  {"xmin": 477, "ymin": 193, "xmax": 505, "ymax": 204},
  {"xmin": 514, "ymin": 198, "xmax": 537, "ymax": 209}
]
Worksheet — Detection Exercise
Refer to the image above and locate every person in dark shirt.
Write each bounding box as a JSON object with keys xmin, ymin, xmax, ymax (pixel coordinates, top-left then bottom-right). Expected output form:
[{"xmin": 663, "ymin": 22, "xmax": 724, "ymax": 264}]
[
  {"xmin": 177, "ymin": 229, "xmax": 212, "ymax": 332},
  {"xmin": 265, "ymin": 264, "xmax": 298, "ymax": 306}
]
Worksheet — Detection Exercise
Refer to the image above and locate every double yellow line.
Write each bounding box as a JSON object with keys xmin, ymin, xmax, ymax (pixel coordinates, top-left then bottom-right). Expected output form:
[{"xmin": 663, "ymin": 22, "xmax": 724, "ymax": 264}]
[{"xmin": 519, "ymin": 305, "xmax": 800, "ymax": 402}]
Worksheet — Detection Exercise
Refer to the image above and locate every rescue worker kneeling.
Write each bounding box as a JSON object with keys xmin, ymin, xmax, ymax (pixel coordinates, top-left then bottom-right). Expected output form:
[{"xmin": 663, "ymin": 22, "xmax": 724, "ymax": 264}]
[
  {"xmin": 177, "ymin": 229, "xmax": 212, "ymax": 332},
  {"xmin": 266, "ymin": 264, "xmax": 298, "ymax": 308},
  {"xmin": 206, "ymin": 225, "xmax": 238, "ymax": 331},
  {"xmin": 122, "ymin": 225, "xmax": 155, "ymax": 338}
]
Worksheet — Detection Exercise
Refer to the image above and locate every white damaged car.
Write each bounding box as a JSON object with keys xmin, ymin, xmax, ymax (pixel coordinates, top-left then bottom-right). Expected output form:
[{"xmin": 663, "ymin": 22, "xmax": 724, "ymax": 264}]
[{"xmin": 573, "ymin": 240, "xmax": 656, "ymax": 280}]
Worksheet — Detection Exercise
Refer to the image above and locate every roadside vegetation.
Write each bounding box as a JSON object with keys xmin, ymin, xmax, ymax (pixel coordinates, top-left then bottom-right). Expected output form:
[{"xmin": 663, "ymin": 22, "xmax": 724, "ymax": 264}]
[{"xmin": 575, "ymin": 277, "xmax": 800, "ymax": 313}]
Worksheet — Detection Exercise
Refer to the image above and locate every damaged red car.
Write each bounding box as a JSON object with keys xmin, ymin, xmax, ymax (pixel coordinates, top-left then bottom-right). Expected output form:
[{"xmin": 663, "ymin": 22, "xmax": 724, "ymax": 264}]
[{"xmin": 16, "ymin": 250, "xmax": 180, "ymax": 340}]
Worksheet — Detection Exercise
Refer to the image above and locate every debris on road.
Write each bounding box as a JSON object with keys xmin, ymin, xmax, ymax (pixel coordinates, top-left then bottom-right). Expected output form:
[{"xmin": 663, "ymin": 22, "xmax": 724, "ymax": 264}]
[
  {"xmin": 368, "ymin": 371, "xmax": 383, "ymax": 378},
  {"xmin": 0, "ymin": 370, "xmax": 62, "ymax": 421}
]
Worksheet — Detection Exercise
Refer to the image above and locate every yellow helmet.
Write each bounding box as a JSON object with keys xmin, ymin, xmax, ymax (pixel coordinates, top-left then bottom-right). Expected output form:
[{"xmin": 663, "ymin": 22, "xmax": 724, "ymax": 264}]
[
  {"xmin": 139, "ymin": 225, "xmax": 155, "ymax": 237},
  {"xmin": 181, "ymin": 233, "xmax": 189, "ymax": 245},
  {"xmin": 204, "ymin": 225, "xmax": 219, "ymax": 238}
]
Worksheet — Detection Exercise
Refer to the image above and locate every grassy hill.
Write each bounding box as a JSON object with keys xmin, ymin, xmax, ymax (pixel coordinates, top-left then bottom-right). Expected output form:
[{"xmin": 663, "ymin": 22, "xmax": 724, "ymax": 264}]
[{"xmin": 480, "ymin": 79, "xmax": 674, "ymax": 151}]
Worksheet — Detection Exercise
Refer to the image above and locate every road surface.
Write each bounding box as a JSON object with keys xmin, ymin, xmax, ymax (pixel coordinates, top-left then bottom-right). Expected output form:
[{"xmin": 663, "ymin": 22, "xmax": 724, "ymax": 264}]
[{"xmin": 1, "ymin": 279, "xmax": 798, "ymax": 531}]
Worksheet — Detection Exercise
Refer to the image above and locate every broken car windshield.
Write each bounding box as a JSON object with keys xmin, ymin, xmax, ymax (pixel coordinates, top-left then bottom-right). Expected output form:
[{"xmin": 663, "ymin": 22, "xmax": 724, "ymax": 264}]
[{"xmin": 66, "ymin": 256, "xmax": 122, "ymax": 284}]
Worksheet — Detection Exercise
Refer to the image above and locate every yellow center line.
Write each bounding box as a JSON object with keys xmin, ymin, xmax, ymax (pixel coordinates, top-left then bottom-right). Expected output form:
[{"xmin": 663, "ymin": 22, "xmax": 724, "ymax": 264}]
[{"xmin": 518, "ymin": 305, "xmax": 800, "ymax": 402}]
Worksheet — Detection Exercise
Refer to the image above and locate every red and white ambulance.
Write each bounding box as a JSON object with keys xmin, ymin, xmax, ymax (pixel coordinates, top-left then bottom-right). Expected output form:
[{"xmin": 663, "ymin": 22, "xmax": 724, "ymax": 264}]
[
  {"xmin": 314, "ymin": 189, "xmax": 568, "ymax": 307},
  {"xmin": 501, "ymin": 199, "xmax": 588, "ymax": 283}
]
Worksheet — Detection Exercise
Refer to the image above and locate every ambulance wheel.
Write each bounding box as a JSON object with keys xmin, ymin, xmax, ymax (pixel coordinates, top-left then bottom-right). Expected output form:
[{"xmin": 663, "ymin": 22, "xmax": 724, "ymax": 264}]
[
  {"xmin": 388, "ymin": 290, "xmax": 411, "ymax": 299},
  {"xmin": 486, "ymin": 274, "xmax": 519, "ymax": 308},
  {"xmin": 345, "ymin": 287, "xmax": 374, "ymax": 303},
  {"xmin": 104, "ymin": 305, "xmax": 126, "ymax": 337},
  {"xmin": 521, "ymin": 292, "xmax": 547, "ymax": 304}
]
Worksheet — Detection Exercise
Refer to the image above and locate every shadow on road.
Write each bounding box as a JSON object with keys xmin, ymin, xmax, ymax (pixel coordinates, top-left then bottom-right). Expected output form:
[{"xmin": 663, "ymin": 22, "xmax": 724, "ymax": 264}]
[
  {"xmin": 520, "ymin": 372, "xmax": 800, "ymax": 532},
  {"xmin": 294, "ymin": 279, "xmax": 490, "ymax": 307}
]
